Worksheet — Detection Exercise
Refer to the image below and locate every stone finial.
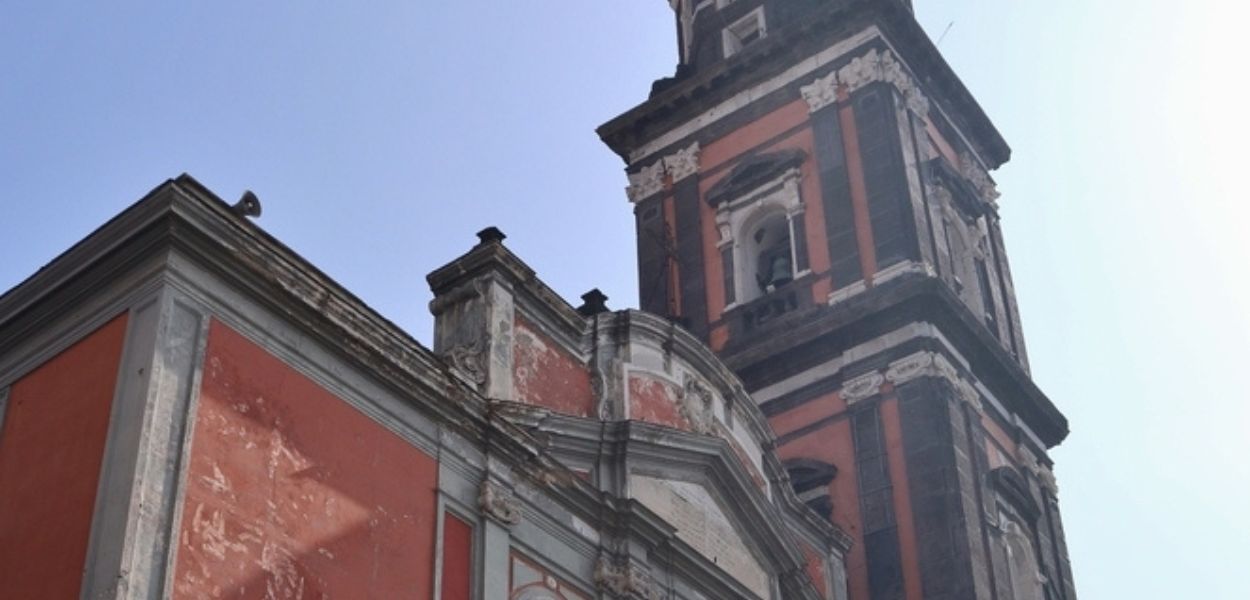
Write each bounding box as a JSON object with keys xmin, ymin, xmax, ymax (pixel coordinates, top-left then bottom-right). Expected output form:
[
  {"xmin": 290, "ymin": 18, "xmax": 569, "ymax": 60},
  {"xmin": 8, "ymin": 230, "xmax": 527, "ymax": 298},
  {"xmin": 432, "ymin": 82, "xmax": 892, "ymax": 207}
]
[
  {"xmin": 577, "ymin": 289, "xmax": 610, "ymax": 316},
  {"xmin": 475, "ymin": 226, "xmax": 507, "ymax": 247},
  {"xmin": 231, "ymin": 190, "xmax": 262, "ymax": 218}
]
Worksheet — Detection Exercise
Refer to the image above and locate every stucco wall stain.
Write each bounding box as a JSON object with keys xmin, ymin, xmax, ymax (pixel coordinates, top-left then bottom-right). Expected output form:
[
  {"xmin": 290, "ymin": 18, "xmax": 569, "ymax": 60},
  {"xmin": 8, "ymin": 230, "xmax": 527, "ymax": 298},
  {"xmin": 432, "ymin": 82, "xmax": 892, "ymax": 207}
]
[
  {"xmin": 0, "ymin": 314, "xmax": 128, "ymax": 598},
  {"xmin": 627, "ymin": 374, "xmax": 688, "ymax": 430},
  {"xmin": 512, "ymin": 317, "xmax": 593, "ymax": 417},
  {"xmin": 172, "ymin": 320, "xmax": 438, "ymax": 599}
]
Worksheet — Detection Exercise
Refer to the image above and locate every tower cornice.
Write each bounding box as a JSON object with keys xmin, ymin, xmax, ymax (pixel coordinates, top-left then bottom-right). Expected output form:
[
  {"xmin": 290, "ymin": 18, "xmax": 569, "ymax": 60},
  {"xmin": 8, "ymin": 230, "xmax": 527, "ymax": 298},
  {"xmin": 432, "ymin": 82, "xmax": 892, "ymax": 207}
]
[{"xmin": 598, "ymin": 0, "xmax": 1010, "ymax": 170}]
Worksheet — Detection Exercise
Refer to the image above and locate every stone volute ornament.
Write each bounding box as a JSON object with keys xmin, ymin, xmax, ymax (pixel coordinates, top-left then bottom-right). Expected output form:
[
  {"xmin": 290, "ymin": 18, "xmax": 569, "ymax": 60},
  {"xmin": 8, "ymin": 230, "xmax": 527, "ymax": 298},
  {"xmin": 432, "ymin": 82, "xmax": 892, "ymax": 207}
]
[
  {"xmin": 840, "ymin": 371, "xmax": 884, "ymax": 405},
  {"xmin": 479, "ymin": 480, "xmax": 522, "ymax": 527},
  {"xmin": 800, "ymin": 70, "xmax": 839, "ymax": 113},
  {"xmin": 594, "ymin": 557, "xmax": 660, "ymax": 600},
  {"xmin": 446, "ymin": 337, "xmax": 488, "ymax": 386},
  {"xmin": 959, "ymin": 151, "xmax": 1001, "ymax": 204},
  {"xmin": 678, "ymin": 375, "xmax": 715, "ymax": 435},
  {"xmin": 626, "ymin": 142, "xmax": 701, "ymax": 202}
]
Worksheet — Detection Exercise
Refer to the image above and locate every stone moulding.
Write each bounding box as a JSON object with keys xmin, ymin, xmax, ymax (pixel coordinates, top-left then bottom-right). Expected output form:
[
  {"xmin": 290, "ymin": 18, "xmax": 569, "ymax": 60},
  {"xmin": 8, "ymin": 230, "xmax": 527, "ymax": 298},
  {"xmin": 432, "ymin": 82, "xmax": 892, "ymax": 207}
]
[
  {"xmin": 800, "ymin": 47, "xmax": 930, "ymax": 116},
  {"xmin": 626, "ymin": 142, "xmax": 701, "ymax": 203}
]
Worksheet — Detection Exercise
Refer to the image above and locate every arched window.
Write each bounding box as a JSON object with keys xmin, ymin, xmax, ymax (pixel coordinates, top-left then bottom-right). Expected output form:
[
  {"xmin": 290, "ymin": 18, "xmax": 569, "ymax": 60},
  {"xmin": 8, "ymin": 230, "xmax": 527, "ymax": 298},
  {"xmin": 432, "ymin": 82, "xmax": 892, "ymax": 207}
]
[
  {"xmin": 709, "ymin": 153, "xmax": 808, "ymax": 308},
  {"xmin": 743, "ymin": 210, "xmax": 794, "ymax": 298}
]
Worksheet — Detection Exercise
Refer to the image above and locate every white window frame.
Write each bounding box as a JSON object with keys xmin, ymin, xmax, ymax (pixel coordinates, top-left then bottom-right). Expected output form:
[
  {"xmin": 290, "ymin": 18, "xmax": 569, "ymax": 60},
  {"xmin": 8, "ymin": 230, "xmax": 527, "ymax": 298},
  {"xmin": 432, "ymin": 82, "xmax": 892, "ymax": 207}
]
[
  {"xmin": 715, "ymin": 167, "xmax": 807, "ymax": 310},
  {"xmin": 722, "ymin": 6, "xmax": 766, "ymax": 58}
]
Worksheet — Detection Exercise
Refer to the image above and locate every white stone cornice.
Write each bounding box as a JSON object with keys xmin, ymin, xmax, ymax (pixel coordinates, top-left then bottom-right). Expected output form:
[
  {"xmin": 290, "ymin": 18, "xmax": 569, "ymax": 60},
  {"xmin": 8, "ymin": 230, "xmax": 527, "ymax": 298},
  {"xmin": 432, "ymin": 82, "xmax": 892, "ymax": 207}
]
[
  {"xmin": 625, "ymin": 142, "xmax": 702, "ymax": 203},
  {"xmin": 799, "ymin": 47, "xmax": 931, "ymax": 116}
]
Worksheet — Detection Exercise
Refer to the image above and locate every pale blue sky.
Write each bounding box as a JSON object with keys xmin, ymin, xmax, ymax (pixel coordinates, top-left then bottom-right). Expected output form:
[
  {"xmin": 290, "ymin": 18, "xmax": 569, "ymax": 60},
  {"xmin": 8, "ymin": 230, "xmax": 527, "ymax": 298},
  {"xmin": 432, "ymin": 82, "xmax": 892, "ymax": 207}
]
[{"xmin": 2, "ymin": 2, "xmax": 1247, "ymax": 597}]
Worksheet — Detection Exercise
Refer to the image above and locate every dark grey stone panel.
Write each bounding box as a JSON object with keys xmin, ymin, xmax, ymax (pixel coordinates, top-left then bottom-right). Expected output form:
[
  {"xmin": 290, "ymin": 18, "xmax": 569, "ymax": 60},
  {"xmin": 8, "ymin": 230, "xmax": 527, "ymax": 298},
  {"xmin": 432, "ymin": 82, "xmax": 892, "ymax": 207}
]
[
  {"xmin": 636, "ymin": 196, "xmax": 669, "ymax": 315},
  {"xmin": 811, "ymin": 103, "xmax": 864, "ymax": 288},
  {"xmin": 851, "ymin": 404, "xmax": 905, "ymax": 600},
  {"xmin": 852, "ymin": 84, "xmax": 920, "ymax": 270},
  {"xmin": 674, "ymin": 177, "xmax": 709, "ymax": 337},
  {"xmin": 864, "ymin": 528, "xmax": 906, "ymax": 600},
  {"xmin": 896, "ymin": 378, "xmax": 981, "ymax": 600}
]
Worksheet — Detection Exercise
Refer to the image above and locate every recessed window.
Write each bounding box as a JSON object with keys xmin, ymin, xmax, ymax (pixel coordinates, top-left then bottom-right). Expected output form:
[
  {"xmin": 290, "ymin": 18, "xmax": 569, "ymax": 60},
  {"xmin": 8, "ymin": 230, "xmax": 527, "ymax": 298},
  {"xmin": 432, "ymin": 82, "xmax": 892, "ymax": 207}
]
[
  {"xmin": 713, "ymin": 167, "xmax": 807, "ymax": 307},
  {"xmin": 747, "ymin": 212, "xmax": 794, "ymax": 296},
  {"xmin": 722, "ymin": 7, "xmax": 765, "ymax": 57}
]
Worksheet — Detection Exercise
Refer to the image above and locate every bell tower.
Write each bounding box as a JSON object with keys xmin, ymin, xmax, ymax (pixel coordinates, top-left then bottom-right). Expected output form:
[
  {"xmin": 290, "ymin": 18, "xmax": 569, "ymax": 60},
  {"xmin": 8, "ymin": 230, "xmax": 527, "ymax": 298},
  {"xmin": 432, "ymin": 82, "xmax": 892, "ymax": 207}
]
[{"xmin": 599, "ymin": 1, "xmax": 1078, "ymax": 599}]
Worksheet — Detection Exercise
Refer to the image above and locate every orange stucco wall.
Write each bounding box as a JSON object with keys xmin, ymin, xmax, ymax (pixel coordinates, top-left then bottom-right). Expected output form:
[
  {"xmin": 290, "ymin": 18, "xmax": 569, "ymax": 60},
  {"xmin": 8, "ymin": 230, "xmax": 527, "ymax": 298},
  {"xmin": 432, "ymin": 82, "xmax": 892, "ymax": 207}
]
[
  {"xmin": 698, "ymin": 99, "xmax": 813, "ymax": 326},
  {"xmin": 778, "ymin": 419, "xmax": 869, "ymax": 600},
  {"xmin": 800, "ymin": 541, "xmax": 830, "ymax": 599},
  {"xmin": 440, "ymin": 514, "xmax": 472, "ymax": 600},
  {"xmin": 879, "ymin": 395, "xmax": 922, "ymax": 600},
  {"xmin": 0, "ymin": 314, "xmax": 129, "ymax": 599},
  {"xmin": 837, "ymin": 99, "xmax": 878, "ymax": 282},
  {"xmin": 172, "ymin": 319, "xmax": 438, "ymax": 598},
  {"xmin": 628, "ymin": 373, "xmax": 687, "ymax": 430}
]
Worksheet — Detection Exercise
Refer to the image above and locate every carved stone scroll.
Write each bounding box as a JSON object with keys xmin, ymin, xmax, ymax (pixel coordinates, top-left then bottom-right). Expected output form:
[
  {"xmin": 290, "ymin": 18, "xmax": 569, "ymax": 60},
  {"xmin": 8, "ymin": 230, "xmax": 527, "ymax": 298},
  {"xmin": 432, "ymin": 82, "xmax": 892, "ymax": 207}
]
[
  {"xmin": 594, "ymin": 557, "xmax": 660, "ymax": 600},
  {"xmin": 840, "ymin": 371, "xmax": 884, "ymax": 405},
  {"xmin": 479, "ymin": 480, "xmax": 521, "ymax": 527},
  {"xmin": 626, "ymin": 142, "xmax": 701, "ymax": 202},
  {"xmin": 679, "ymin": 375, "xmax": 715, "ymax": 435}
]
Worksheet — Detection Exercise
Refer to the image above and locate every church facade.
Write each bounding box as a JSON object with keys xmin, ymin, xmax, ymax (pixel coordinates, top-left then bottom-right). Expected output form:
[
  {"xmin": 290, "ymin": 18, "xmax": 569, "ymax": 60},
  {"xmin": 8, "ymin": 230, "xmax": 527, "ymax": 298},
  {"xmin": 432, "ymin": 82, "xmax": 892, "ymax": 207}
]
[{"xmin": 0, "ymin": 2, "xmax": 1075, "ymax": 599}]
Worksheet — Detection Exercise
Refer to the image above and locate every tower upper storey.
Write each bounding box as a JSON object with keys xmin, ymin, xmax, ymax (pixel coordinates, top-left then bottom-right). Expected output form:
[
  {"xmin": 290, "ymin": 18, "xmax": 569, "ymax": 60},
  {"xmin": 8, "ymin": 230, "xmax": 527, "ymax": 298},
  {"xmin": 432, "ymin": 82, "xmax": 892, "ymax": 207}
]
[
  {"xmin": 599, "ymin": 0, "xmax": 1042, "ymax": 386},
  {"xmin": 670, "ymin": 0, "xmax": 911, "ymax": 73}
]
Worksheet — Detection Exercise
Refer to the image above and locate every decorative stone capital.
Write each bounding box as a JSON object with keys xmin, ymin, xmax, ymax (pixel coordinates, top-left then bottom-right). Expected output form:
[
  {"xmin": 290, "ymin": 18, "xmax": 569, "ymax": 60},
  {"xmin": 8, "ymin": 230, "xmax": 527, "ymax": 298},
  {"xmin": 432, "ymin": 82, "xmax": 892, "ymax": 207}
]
[
  {"xmin": 959, "ymin": 152, "xmax": 1001, "ymax": 204},
  {"xmin": 800, "ymin": 47, "xmax": 931, "ymax": 116},
  {"xmin": 625, "ymin": 142, "xmax": 701, "ymax": 203},
  {"xmin": 666, "ymin": 142, "xmax": 701, "ymax": 182},
  {"xmin": 479, "ymin": 480, "xmax": 522, "ymax": 527},
  {"xmin": 840, "ymin": 371, "xmax": 884, "ymax": 405},
  {"xmin": 884, "ymin": 351, "xmax": 958, "ymax": 386},
  {"xmin": 1039, "ymin": 467, "xmax": 1060, "ymax": 497},
  {"xmin": 800, "ymin": 70, "xmax": 839, "ymax": 113},
  {"xmin": 955, "ymin": 379, "xmax": 984, "ymax": 413},
  {"xmin": 626, "ymin": 160, "xmax": 666, "ymax": 203}
]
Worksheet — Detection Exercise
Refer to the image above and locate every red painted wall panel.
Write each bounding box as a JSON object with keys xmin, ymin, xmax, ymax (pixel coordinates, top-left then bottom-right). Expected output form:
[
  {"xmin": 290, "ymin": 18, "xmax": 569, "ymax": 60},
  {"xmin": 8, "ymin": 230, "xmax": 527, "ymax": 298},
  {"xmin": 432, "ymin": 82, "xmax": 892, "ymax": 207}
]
[
  {"xmin": 627, "ymin": 373, "xmax": 686, "ymax": 430},
  {"xmin": 800, "ymin": 542, "xmax": 830, "ymax": 599},
  {"xmin": 779, "ymin": 419, "xmax": 870, "ymax": 600},
  {"xmin": 440, "ymin": 514, "xmax": 472, "ymax": 600},
  {"xmin": 172, "ymin": 319, "xmax": 438, "ymax": 599},
  {"xmin": 512, "ymin": 316, "xmax": 593, "ymax": 418},
  {"xmin": 0, "ymin": 314, "xmax": 129, "ymax": 599}
]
